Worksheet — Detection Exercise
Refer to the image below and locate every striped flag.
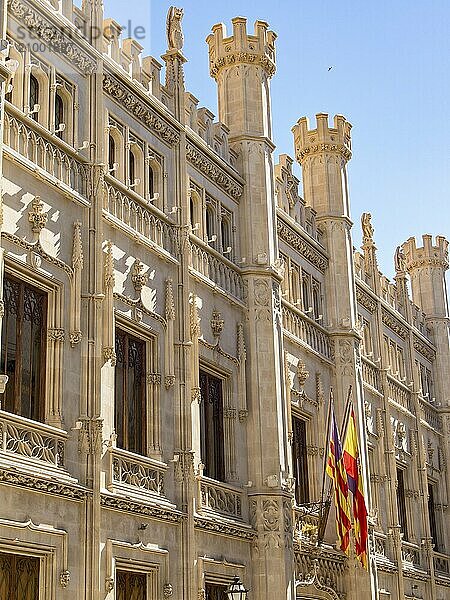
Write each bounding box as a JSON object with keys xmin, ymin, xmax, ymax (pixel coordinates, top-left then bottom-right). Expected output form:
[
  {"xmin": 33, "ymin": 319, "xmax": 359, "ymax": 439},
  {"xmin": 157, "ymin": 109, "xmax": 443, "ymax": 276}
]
[
  {"xmin": 326, "ymin": 399, "xmax": 352, "ymax": 553},
  {"xmin": 343, "ymin": 404, "xmax": 369, "ymax": 568}
]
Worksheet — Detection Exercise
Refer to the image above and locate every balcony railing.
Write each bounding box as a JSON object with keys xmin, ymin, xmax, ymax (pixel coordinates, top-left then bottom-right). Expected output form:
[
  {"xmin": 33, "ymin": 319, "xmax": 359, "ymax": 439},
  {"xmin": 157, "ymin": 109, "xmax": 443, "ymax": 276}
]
[
  {"xmin": 282, "ymin": 301, "xmax": 332, "ymax": 360},
  {"xmin": 401, "ymin": 541, "xmax": 422, "ymax": 569},
  {"xmin": 362, "ymin": 357, "xmax": 381, "ymax": 392},
  {"xmin": 3, "ymin": 106, "xmax": 87, "ymax": 198},
  {"xmin": 434, "ymin": 551, "xmax": 450, "ymax": 576},
  {"xmin": 387, "ymin": 375, "xmax": 413, "ymax": 412},
  {"xmin": 0, "ymin": 411, "xmax": 66, "ymax": 469},
  {"xmin": 104, "ymin": 179, "xmax": 177, "ymax": 257},
  {"xmin": 107, "ymin": 447, "xmax": 167, "ymax": 499},
  {"xmin": 197, "ymin": 477, "xmax": 244, "ymax": 520},
  {"xmin": 189, "ymin": 239, "xmax": 244, "ymax": 302},
  {"xmin": 419, "ymin": 397, "xmax": 443, "ymax": 432}
]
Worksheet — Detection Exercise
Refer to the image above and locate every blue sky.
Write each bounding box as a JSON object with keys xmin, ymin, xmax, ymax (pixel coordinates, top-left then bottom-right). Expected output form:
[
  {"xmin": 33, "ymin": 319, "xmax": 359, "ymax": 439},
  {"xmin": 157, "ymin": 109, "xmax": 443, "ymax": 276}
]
[{"xmin": 104, "ymin": 0, "xmax": 450, "ymax": 278}]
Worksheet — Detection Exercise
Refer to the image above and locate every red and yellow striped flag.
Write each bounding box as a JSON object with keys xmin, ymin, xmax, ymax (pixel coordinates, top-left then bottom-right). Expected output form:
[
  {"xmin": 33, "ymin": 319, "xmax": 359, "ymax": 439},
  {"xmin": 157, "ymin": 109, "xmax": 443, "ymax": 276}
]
[
  {"xmin": 326, "ymin": 401, "xmax": 352, "ymax": 554},
  {"xmin": 343, "ymin": 404, "xmax": 369, "ymax": 568}
]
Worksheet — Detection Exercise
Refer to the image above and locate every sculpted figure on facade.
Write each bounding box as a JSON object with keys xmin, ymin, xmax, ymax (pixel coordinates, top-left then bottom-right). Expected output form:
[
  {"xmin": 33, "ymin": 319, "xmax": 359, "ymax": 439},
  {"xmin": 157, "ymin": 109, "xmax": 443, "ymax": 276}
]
[{"xmin": 166, "ymin": 6, "xmax": 184, "ymax": 50}]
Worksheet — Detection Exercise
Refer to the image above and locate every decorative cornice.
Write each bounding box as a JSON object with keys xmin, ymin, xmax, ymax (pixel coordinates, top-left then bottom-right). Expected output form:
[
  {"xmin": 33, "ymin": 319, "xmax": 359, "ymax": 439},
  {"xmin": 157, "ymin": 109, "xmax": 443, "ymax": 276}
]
[
  {"xmin": 185, "ymin": 141, "xmax": 243, "ymax": 199},
  {"xmin": 381, "ymin": 307, "xmax": 408, "ymax": 339},
  {"xmin": 276, "ymin": 219, "xmax": 328, "ymax": 273},
  {"xmin": 413, "ymin": 335, "xmax": 436, "ymax": 361},
  {"xmin": 209, "ymin": 52, "xmax": 276, "ymax": 79},
  {"xmin": 7, "ymin": 0, "xmax": 96, "ymax": 75},
  {"xmin": 193, "ymin": 516, "xmax": 256, "ymax": 541},
  {"xmin": 103, "ymin": 74, "xmax": 180, "ymax": 147},
  {"xmin": 0, "ymin": 469, "xmax": 87, "ymax": 500},
  {"xmin": 296, "ymin": 143, "xmax": 352, "ymax": 163},
  {"xmin": 101, "ymin": 494, "xmax": 182, "ymax": 523},
  {"xmin": 356, "ymin": 285, "xmax": 377, "ymax": 313}
]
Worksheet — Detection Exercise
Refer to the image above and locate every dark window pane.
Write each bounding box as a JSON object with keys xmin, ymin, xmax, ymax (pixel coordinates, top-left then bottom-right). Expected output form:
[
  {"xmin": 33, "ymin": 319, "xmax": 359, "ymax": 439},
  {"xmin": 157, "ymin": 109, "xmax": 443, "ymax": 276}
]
[
  {"xmin": 115, "ymin": 330, "xmax": 146, "ymax": 454},
  {"xmin": 148, "ymin": 164, "xmax": 154, "ymax": 198},
  {"xmin": 428, "ymin": 484, "xmax": 438, "ymax": 550},
  {"xmin": 129, "ymin": 150, "xmax": 135, "ymax": 184},
  {"xmin": 1, "ymin": 276, "xmax": 46, "ymax": 421},
  {"xmin": 397, "ymin": 468, "xmax": 408, "ymax": 541},
  {"xmin": 55, "ymin": 93, "xmax": 64, "ymax": 137},
  {"xmin": 116, "ymin": 570, "xmax": 146, "ymax": 600},
  {"xmin": 200, "ymin": 370, "xmax": 225, "ymax": 481},
  {"xmin": 0, "ymin": 553, "xmax": 39, "ymax": 600},
  {"xmin": 108, "ymin": 135, "xmax": 116, "ymax": 171},
  {"xmin": 205, "ymin": 582, "xmax": 228, "ymax": 600},
  {"xmin": 292, "ymin": 417, "xmax": 309, "ymax": 504},
  {"xmin": 29, "ymin": 75, "xmax": 39, "ymax": 121}
]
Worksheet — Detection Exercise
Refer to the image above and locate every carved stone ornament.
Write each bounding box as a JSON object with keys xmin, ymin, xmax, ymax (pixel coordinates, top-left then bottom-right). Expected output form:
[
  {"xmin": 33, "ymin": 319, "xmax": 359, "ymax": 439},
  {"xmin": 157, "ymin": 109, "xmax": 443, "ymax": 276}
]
[
  {"xmin": 69, "ymin": 331, "xmax": 83, "ymax": 346},
  {"xmin": 361, "ymin": 212, "xmax": 374, "ymax": 245},
  {"xmin": 48, "ymin": 328, "xmax": 65, "ymax": 342},
  {"xmin": 28, "ymin": 196, "xmax": 48, "ymax": 235},
  {"xmin": 7, "ymin": 0, "xmax": 96, "ymax": 75},
  {"xmin": 103, "ymin": 346, "xmax": 117, "ymax": 367},
  {"xmin": 165, "ymin": 375, "xmax": 175, "ymax": 388},
  {"xmin": 59, "ymin": 570, "xmax": 70, "ymax": 588},
  {"xmin": 131, "ymin": 259, "xmax": 148, "ymax": 294},
  {"xmin": 210, "ymin": 309, "xmax": 224, "ymax": 338},
  {"xmin": 105, "ymin": 577, "xmax": 114, "ymax": 592},
  {"xmin": 166, "ymin": 6, "xmax": 184, "ymax": 50},
  {"xmin": 296, "ymin": 361, "xmax": 309, "ymax": 388},
  {"xmin": 163, "ymin": 583, "xmax": 174, "ymax": 598},
  {"xmin": 0, "ymin": 300, "xmax": 4, "ymax": 319}
]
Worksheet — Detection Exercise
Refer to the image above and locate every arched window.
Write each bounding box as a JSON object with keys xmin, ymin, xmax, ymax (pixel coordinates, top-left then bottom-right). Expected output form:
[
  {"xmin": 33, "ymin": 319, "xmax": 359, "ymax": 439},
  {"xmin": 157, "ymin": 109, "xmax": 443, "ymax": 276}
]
[
  {"xmin": 55, "ymin": 93, "xmax": 64, "ymax": 137},
  {"xmin": 221, "ymin": 217, "xmax": 231, "ymax": 252},
  {"xmin": 190, "ymin": 196, "xmax": 195, "ymax": 229},
  {"xmin": 129, "ymin": 150, "xmax": 135, "ymax": 185},
  {"xmin": 148, "ymin": 164, "xmax": 154, "ymax": 198},
  {"xmin": 206, "ymin": 206, "xmax": 214, "ymax": 241},
  {"xmin": 108, "ymin": 135, "xmax": 116, "ymax": 172},
  {"xmin": 29, "ymin": 74, "xmax": 39, "ymax": 120}
]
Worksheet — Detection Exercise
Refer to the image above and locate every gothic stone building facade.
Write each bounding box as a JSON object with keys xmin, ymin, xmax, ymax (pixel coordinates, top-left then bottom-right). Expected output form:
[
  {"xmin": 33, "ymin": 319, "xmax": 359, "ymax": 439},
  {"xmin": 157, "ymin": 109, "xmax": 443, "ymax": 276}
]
[{"xmin": 0, "ymin": 1, "xmax": 449, "ymax": 599}]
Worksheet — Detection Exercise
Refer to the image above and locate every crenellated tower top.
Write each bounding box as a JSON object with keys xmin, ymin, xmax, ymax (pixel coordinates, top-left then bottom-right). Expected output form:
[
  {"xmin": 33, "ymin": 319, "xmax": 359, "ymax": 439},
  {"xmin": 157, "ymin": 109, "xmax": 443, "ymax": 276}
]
[
  {"xmin": 206, "ymin": 17, "xmax": 277, "ymax": 80},
  {"xmin": 292, "ymin": 113, "xmax": 352, "ymax": 164},
  {"xmin": 402, "ymin": 234, "xmax": 449, "ymax": 272}
]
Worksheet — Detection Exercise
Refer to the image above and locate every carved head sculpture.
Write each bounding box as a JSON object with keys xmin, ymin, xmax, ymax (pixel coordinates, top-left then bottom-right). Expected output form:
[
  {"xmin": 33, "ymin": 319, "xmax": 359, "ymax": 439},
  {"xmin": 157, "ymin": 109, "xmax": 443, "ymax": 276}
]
[{"xmin": 166, "ymin": 6, "xmax": 184, "ymax": 50}]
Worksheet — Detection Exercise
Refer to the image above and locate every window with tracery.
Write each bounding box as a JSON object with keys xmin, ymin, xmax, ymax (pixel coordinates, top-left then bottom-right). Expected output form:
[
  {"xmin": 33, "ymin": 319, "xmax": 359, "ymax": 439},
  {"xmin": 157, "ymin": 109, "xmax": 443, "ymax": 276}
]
[
  {"xmin": 1, "ymin": 276, "xmax": 47, "ymax": 422},
  {"xmin": 0, "ymin": 553, "xmax": 40, "ymax": 600},
  {"xmin": 200, "ymin": 370, "xmax": 225, "ymax": 481},
  {"xmin": 129, "ymin": 150, "xmax": 136, "ymax": 185},
  {"xmin": 108, "ymin": 135, "xmax": 116, "ymax": 172},
  {"xmin": 148, "ymin": 164, "xmax": 154, "ymax": 198},
  {"xmin": 396, "ymin": 468, "xmax": 409, "ymax": 541},
  {"xmin": 115, "ymin": 330, "xmax": 146, "ymax": 455},
  {"xmin": 116, "ymin": 570, "xmax": 147, "ymax": 600}
]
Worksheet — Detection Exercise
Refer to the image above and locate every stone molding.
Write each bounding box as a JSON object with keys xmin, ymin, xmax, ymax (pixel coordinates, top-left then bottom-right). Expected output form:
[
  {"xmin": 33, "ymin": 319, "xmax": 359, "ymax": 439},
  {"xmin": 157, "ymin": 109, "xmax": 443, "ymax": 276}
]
[
  {"xmin": 7, "ymin": 0, "xmax": 96, "ymax": 75},
  {"xmin": 295, "ymin": 143, "xmax": 352, "ymax": 163},
  {"xmin": 413, "ymin": 335, "xmax": 436, "ymax": 361},
  {"xmin": 185, "ymin": 141, "xmax": 243, "ymax": 199},
  {"xmin": 381, "ymin": 307, "xmax": 408, "ymax": 339},
  {"xmin": 100, "ymin": 494, "xmax": 181, "ymax": 523},
  {"xmin": 193, "ymin": 516, "xmax": 256, "ymax": 541},
  {"xmin": 0, "ymin": 468, "xmax": 87, "ymax": 500},
  {"xmin": 356, "ymin": 285, "xmax": 377, "ymax": 313},
  {"xmin": 276, "ymin": 218, "xmax": 328, "ymax": 273},
  {"xmin": 103, "ymin": 74, "xmax": 180, "ymax": 146}
]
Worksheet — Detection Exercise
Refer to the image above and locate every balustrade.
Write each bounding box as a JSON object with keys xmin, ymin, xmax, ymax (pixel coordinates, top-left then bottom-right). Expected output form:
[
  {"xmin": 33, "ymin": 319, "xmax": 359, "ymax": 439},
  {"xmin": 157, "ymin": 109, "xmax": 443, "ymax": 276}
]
[
  {"xmin": 3, "ymin": 108, "xmax": 87, "ymax": 197},
  {"xmin": 387, "ymin": 375, "xmax": 412, "ymax": 412},
  {"xmin": 189, "ymin": 239, "xmax": 244, "ymax": 301},
  {"xmin": 198, "ymin": 477, "xmax": 244, "ymax": 520},
  {"xmin": 0, "ymin": 411, "xmax": 66, "ymax": 469},
  {"xmin": 282, "ymin": 302, "xmax": 332, "ymax": 359},
  {"xmin": 104, "ymin": 180, "xmax": 177, "ymax": 256},
  {"xmin": 362, "ymin": 357, "xmax": 381, "ymax": 392},
  {"xmin": 107, "ymin": 447, "xmax": 166, "ymax": 498}
]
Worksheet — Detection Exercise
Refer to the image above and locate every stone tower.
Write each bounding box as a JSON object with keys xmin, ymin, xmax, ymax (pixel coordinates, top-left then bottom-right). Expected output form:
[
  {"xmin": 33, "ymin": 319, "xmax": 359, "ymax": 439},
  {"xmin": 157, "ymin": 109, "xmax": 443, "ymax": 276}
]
[
  {"xmin": 402, "ymin": 235, "xmax": 450, "ymax": 407},
  {"xmin": 293, "ymin": 115, "xmax": 375, "ymax": 599},
  {"xmin": 292, "ymin": 115, "xmax": 357, "ymax": 408},
  {"xmin": 208, "ymin": 20, "xmax": 294, "ymax": 600}
]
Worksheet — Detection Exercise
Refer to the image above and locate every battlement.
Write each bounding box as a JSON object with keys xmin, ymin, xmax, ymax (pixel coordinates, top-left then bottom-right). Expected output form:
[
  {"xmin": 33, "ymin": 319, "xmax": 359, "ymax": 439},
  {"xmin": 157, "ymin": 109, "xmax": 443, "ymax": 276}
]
[
  {"xmin": 292, "ymin": 113, "xmax": 352, "ymax": 163},
  {"xmin": 206, "ymin": 17, "xmax": 277, "ymax": 80},
  {"xmin": 402, "ymin": 235, "xmax": 449, "ymax": 271}
]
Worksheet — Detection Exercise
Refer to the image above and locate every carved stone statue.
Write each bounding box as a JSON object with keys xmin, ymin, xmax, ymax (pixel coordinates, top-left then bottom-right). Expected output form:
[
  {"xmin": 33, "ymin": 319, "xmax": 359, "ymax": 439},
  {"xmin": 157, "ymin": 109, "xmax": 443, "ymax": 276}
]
[
  {"xmin": 166, "ymin": 6, "xmax": 184, "ymax": 51},
  {"xmin": 361, "ymin": 212, "xmax": 374, "ymax": 244},
  {"xmin": 394, "ymin": 246, "xmax": 406, "ymax": 273}
]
